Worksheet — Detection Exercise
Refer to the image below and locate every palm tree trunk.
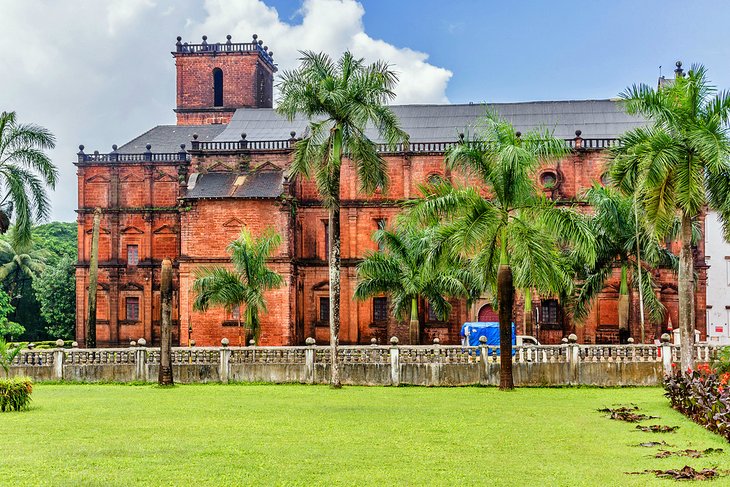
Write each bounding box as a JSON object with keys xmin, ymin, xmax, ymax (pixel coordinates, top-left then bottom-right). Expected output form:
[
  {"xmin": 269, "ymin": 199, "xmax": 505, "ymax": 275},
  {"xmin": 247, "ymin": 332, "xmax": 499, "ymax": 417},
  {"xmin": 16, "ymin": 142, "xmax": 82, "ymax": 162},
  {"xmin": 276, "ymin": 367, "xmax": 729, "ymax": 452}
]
[
  {"xmin": 329, "ymin": 124, "xmax": 343, "ymax": 389},
  {"xmin": 409, "ymin": 296, "xmax": 420, "ymax": 344},
  {"xmin": 158, "ymin": 257, "xmax": 174, "ymax": 386},
  {"xmin": 678, "ymin": 213, "xmax": 695, "ymax": 371},
  {"xmin": 523, "ymin": 289, "xmax": 533, "ymax": 336},
  {"xmin": 618, "ymin": 264, "xmax": 629, "ymax": 343},
  {"xmin": 498, "ymin": 231, "xmax": 514, "ymax": 390},
  {"xmin": 633, "ymin": 193, "xmax": 646, "ymax": 343},
  {"xmin": 86, "ymin": 208, "xmax": 101, "ymax": 348}
]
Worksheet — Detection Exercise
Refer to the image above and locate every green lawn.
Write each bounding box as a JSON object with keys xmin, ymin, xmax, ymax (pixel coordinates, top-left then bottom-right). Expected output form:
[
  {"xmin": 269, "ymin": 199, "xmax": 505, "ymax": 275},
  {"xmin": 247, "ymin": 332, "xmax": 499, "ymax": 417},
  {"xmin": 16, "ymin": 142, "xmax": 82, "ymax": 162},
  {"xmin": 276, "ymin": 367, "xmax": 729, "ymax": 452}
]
[{"xmin": 2, "ymin": 385, "xmax": 729, "ymax": 486}]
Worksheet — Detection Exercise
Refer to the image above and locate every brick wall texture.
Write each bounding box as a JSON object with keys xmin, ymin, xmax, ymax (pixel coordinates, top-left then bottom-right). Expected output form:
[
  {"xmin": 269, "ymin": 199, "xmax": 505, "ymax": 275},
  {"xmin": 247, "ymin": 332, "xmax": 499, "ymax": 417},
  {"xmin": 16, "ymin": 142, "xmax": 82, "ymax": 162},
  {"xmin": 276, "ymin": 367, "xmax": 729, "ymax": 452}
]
[{"xmin": 74, "ymin": 40, "xmax": 707, "ymax": 348}]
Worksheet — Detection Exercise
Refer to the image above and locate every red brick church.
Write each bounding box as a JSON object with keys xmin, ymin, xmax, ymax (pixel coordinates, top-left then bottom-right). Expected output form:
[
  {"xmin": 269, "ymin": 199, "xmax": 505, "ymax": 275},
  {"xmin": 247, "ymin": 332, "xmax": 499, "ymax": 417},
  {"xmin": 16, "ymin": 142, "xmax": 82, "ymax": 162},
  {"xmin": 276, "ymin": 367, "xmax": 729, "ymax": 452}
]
[{"xmin": 75, "ymin": 35, "xmax": 707, "ymax": 347}]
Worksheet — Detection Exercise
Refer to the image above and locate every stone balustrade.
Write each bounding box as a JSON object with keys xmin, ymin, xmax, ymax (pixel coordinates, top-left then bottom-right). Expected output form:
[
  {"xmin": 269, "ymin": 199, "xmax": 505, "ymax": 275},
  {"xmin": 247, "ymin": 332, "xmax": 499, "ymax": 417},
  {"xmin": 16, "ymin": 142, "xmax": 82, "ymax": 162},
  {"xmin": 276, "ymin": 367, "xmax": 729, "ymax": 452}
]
[{"xmin": 7, "ymin": 338, "xmax": 710, "ymax": 386}]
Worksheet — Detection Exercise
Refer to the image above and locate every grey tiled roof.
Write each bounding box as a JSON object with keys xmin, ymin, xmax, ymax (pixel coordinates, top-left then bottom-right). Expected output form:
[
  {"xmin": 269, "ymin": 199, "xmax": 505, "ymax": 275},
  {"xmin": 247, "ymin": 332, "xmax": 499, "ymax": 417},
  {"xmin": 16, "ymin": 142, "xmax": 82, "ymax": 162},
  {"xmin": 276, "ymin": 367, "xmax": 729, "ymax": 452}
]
[
  {"xmin": 184, "ymin": 169, "xmax": 284, "ymax": 199},
  {"xmin": 118, "ymin": 124, "xmax": 226, "ymax": 153},
  {"xmin": 215, "ymin": 99, "xmax": 646, "ymax": 143}
]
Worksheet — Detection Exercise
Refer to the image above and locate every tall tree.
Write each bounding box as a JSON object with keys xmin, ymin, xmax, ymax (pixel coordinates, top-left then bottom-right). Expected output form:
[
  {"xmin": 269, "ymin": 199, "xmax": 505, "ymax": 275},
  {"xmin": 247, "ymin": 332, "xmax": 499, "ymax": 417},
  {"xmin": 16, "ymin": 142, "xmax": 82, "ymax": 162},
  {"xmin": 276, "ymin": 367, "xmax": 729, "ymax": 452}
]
[
  {"xmin": 0, "ymin": 111, "xmax": 57, "ymax": 247},
  {"xmin": 32, "ymin": 256, "xmax": 75, "ymax": 340},
  {"xmin": 354, "ymin": 223, "xmax": 477, "ymax": 343},
  {"xmin": 86, "ymin": 208, "xmax": 101, "ymax": 348},
  {"xmin": 277, "ymin": 51, "xmax": 409, "ymax": 388},
  {"xmin": 0, "ymin": 289, "xmax": 22, "ymax": 340},
  {"xmin": 571, "ymin": 185, "xmax": 676, "ymax": 341},
  {"xmin": 408, "ymin": 113, "xmax": 595, "ymax": 390},
  {"xmin": 609, "ymin": 64, "xmax": 730, "ymax": 369},
  {"xmin": 0, "ymin": 228, "xmax": 47, "ymax": 308},
  {"xmin": 159, "ymin": 258, "xmax": 174, "ymax": 386},
  {"xmin": 193, "ymin": 228, "xmax": 284, "ymax": 346}
]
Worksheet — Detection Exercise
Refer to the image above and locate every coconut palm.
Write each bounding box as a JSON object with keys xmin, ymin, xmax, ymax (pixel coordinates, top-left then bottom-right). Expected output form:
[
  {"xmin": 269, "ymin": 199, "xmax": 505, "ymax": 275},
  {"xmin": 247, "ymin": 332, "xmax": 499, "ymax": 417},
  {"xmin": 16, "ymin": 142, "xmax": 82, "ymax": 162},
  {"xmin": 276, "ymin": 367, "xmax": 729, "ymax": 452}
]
[
  {"xmin": 571, "ymin": 185, "xmax": 677, "ymax": 342},
  {"xmin": 277, "ymin": 51, "xmax": 409, "ymax": 388},
  {"xmin": 407, "ymin": 113, "xmax": 595, "ymax": 390},
  {"xmin": 0, "ymin": 111, "xmax": 57, "ymax": 247},
  {"xmin": 193, "ymin": 228, "xmax": 284, "ymax": 346},
  {"xmin": 354, "ymin": 223, "xmax": 478, "ymax": 343},
  {"xmin": 609, "ymin": 64, "xmax": 730, "ymax": 369},
  {"xmin": 0, "ymin": 229, "xmax": 47, "ymax": 307}
]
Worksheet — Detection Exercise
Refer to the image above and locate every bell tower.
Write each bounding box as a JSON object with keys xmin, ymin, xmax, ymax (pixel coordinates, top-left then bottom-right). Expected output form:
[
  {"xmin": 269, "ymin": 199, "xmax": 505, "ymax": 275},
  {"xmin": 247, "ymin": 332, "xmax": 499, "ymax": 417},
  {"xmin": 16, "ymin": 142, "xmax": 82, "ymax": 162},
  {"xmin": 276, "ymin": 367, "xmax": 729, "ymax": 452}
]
[{"xmin": 172, "ymin": 34, "xmax": 277, "ymax": 125}]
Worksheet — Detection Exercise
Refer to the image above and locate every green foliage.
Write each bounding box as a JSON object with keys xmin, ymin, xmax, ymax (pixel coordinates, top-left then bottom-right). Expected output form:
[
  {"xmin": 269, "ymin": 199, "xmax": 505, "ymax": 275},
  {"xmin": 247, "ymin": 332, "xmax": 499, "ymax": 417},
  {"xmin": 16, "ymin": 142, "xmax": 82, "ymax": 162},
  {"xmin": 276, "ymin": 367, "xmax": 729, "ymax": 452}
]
[
  {"xmin": 31, "ymin": 222, "xmax": 76, "ymax": 265},
  {"xmin": 571, "ymin": 185, "xmax": 676, "ymax": 324},
  {"xmin": 354, "ymin": 223, "xmax": 478, "ymax": 323},
  {"xmin": 0, "ymin": 376, "xmax": 32, "ymax": 412},
  {"xmin": 277, "ymin": 51, "xmax": 409, "ymax": 206},
  {"xmin": 406, "ymin": 112, "xmax": 595, "ymax": 301},
  {"xmin": 0, "ymin": 337, "xmax": 22, "ymax": 377},
  {"xmin": 610, "ymin": 64, "xmax": 730, "ymax": 238},
  {"xmin": 0, "ymin": 223, "xmax": 76, "ymax": 341},
  {"xmin": 714, "ymin": 347, "xmax": 730, "ymax": 375},
  {"xmin": 0, "ymin": 288, "xmax": 22, "ymax": 339},
  {"xmin": 193, "ymin": 228, "xmax": 284, "ymax": 343},
  {"xmin": 32, "ymin": 256, "xmax": 75, "ymax": 340},
  {"xmin": 0, "ymin": 111, "xmax": 58, "ymax": 247}
]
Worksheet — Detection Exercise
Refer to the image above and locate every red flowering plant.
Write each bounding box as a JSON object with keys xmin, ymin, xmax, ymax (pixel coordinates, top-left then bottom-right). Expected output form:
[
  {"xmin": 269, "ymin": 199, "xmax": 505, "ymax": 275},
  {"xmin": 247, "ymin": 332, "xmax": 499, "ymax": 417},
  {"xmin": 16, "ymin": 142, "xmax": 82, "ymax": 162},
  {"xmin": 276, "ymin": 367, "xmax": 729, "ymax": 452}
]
[{"xmin": 664, "ymin": 348, "xmax": 730, "ymax": 441}]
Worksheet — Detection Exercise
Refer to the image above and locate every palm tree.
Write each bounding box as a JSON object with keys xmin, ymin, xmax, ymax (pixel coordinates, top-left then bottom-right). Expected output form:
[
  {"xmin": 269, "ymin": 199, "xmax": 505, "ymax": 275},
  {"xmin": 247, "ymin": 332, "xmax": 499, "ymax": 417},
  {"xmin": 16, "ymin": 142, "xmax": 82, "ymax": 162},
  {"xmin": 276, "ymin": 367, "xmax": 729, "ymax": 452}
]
[
  {"xmin": 0, "ymin": 111, "xmax": 57, "ymax": 247},
  {"xmin": 193, "ymin": 228, "xmax": 284, "ymax": 346},
  {"xmin": 354, "ymin": 223, "xmax": 477, "ymax": 343},
  {"xmin": 408, "ymin": 113, "xmax": 595, "ymax": 390},
  {"xmin": 277, "ymin": 51, "xmax": 409, "ymax": 388},
  {"xmin": 0, "ymin": 337, "xmax": 22, "ymax": 378},
  {"xmin": 0, "ymin": 228, "xmax": 47, "ymax": 308},
  {"xmin": 571, "ymin": 185, "xmax": 676, "ymax": 342},
  {"xmin": 609, "ymin": 64, "xmax": 730, "ymax": 370}
]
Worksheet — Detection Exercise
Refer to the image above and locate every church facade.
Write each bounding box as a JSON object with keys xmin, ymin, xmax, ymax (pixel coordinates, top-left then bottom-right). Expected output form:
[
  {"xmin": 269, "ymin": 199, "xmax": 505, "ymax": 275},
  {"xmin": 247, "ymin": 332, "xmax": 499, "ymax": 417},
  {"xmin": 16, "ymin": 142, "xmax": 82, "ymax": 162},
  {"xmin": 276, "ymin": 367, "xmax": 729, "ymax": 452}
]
[{"xmin": 75, "ymin": 35, "xmax": 707, "ymax": 347}]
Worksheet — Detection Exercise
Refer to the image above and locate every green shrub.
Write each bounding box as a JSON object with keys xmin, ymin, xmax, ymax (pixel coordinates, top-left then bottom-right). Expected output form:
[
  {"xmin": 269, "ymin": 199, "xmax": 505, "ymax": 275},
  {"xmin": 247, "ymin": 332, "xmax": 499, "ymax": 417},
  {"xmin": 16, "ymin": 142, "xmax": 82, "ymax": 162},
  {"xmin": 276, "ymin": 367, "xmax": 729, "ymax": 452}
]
[{"xmin": 0, "ymin": 377, "xmax": 33, "ymax": 412}]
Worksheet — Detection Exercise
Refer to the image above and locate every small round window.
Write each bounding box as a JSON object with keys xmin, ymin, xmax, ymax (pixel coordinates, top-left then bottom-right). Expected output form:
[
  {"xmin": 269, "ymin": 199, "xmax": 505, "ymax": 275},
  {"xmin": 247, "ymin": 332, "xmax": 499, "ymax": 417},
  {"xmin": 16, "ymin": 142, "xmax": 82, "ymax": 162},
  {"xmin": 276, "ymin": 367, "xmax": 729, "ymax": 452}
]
[
  {"xmin": 428, "ymin": 173, "xmax": 444, "ymax": 185},
  {"xmin": 540, "ymin": 171, "xmax": 557, "ymax": 188},
  {"xmin": 600, "ymin": 172, "xmax": 610, "ymax": 186}
]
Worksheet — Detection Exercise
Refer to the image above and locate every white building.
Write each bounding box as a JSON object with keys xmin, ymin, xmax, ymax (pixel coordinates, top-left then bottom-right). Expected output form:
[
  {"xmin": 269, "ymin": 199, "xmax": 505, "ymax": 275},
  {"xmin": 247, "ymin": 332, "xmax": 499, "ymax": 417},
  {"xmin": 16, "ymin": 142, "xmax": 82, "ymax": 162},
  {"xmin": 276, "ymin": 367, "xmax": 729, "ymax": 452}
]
[{"xmin": 705, "ymin": 210, "xmax": 730, "ymax": 344}]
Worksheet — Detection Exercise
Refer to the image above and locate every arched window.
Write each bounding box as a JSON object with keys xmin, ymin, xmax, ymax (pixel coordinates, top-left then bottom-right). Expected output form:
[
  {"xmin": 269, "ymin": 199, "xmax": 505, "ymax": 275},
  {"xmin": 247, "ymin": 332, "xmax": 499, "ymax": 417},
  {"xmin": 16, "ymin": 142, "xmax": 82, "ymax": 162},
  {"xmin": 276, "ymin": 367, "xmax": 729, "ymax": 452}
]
[{"xmin": 213, "ymin": 68, "xmax": 223, "ymax": 107}]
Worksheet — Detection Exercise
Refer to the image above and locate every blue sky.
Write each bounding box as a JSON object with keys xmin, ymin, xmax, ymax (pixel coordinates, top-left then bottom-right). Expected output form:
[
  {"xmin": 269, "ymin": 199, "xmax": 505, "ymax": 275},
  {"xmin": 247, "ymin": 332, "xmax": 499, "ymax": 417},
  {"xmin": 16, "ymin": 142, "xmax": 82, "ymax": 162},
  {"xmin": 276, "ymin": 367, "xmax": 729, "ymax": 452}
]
[
  {"xmin": 1, "ymin": 0, "xmax": 729, "ymax": 221},
  {"xmin": 266, "ymin": 0, "xmax": 730, "ymax": 103}
]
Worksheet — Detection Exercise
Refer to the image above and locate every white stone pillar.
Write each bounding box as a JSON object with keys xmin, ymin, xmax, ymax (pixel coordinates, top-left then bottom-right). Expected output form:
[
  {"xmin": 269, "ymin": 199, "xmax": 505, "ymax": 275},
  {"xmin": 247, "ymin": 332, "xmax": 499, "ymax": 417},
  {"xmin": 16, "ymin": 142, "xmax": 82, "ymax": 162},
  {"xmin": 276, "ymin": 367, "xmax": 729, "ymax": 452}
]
[{"xmin": 389, "ymin": 336, "xmax": 400, "ymax": 386}]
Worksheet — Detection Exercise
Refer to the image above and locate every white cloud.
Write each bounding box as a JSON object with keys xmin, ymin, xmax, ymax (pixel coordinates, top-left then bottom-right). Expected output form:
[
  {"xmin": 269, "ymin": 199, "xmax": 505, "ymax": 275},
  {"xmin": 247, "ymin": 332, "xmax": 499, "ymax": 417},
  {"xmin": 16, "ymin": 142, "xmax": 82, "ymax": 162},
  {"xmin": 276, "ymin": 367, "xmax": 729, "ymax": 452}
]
[
  {"xmin": 193, "ymin": 0, "xmax": 452, "ymax": 104},
  {"xmin": 0, "ymin": 0, "xmax": 451, "ymax": 222}
]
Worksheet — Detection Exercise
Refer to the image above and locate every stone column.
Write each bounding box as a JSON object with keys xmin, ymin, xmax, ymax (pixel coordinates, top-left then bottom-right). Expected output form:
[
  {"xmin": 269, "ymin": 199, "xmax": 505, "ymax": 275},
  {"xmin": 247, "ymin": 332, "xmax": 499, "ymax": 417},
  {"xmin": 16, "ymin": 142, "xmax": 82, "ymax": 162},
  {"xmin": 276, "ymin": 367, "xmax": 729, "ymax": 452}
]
[
  {"xmin": 219, "ymin": 338, "xmax": 230, "ymax": 383},
  {"xmin": 389, "ymin": 336, "xmax": 400, "ymax": 386},
  {"xmin": 661, "ymin": 333, "xmax": 673, "ymax": 376},
  {"xmin": 479, "ymin": 335, "xmax": 489, "ymax": 385},
  {"xmin": 305, "ymin": 337, "xmax": 316, "ymax": 384},
  {"xmin": 135, "ymin": 338, "xmax": 148, "ymax": 382},
  {"xmin": 53, "ymin": 339, "xmax": 65, "ymax": 380},
  {"xmin": 567, "ymin": 334, "xmax": 579, "ymax": 385}
]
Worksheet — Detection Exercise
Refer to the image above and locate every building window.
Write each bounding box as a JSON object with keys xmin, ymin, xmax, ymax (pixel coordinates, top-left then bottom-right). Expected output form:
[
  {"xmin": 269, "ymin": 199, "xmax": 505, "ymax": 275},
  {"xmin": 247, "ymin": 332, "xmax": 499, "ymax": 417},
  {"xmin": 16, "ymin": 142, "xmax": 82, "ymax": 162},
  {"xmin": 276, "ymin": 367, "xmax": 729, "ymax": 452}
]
[
  {"xmin": 126, "ymin": 297, "xmax": 140, "ymax": 322},
  {"xmin": 213, "ymin": 68, "xmax": 223, "ymax": 107},
  {"xmin": 319, "ymin": 297, "xmax": 330, "ymax": 323},
  {"xmin": 231, "ymin": 305, "xmax": 240, "ymax": 321},
  {"xmin": 540, "ymin": 299, "xmax": 559, "ymax": 325},
  {"xmin": 428, "ymin": 173, "xmax": 444, "ymax": 185},
  {"xmin": 373, "ymin": 297, "xmax": 388, "ymax": 322},
  {"xmin": 540, "ymin": 171, "xmax": 557, "ymax": 188},
  {"xmin": 323, "ymin": 221, "xmax": 330, "ymax": 261},
  {"xmin": 427, "ymin": 301, "xmax": 442, "ymax": 322},
  {"xmin": 376, "ymin": 218, "xmax": 387, "ymax": 251},
  {"xmin": 127, "ymin": 245, "xmax": 139, "ymax": 266}
]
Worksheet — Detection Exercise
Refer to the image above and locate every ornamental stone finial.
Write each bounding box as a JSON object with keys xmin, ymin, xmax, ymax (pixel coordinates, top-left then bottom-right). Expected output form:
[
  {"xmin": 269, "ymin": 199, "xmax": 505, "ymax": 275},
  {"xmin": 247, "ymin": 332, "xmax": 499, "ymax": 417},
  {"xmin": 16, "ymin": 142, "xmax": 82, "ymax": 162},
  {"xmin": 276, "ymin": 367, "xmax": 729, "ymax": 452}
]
[
  {"xmin": 390, "ymin": 336, "xmax": 399, "ymax": 345},
  {"xmin": 568, "ymin": 333, "xmax": 577, "ymax": 344},
  {"xmin": 305, "ymin": 337, "xmax": 316, "ymax": 346}
]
